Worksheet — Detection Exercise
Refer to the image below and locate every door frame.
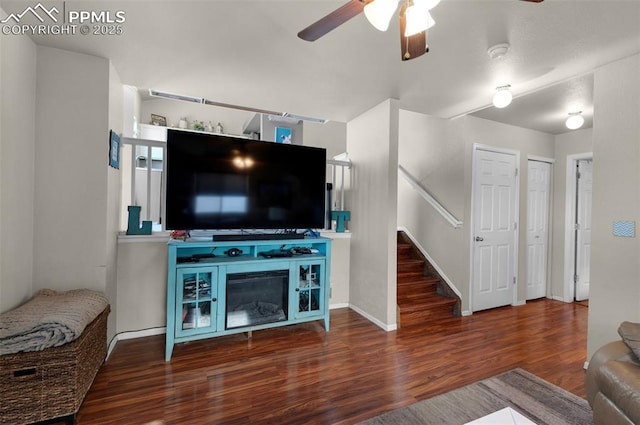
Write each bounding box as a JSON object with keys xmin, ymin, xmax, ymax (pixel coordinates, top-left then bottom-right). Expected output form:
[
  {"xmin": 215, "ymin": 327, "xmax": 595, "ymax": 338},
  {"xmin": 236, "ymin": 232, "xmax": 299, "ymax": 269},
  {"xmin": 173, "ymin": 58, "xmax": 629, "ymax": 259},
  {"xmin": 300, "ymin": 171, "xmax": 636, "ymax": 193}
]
[
  {"xmin": 469, "ymin": 144, "xmax": 520, "ymax": 312},
  {"xmin": 562, "ymin": 152, "xmax": 593, "ymax": 302},
  {"xmin": 526, "ymin": 156, "xmax": 554, "ymax": 300}
]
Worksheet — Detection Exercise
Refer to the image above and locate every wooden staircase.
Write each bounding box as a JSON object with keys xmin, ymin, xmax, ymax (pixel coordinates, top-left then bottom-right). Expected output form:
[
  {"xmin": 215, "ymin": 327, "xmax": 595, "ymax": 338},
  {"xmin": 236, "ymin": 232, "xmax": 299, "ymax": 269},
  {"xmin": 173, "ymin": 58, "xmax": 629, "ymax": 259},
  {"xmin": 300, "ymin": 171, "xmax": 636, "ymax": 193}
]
[{"xmin": 396, "ymin": 231, "xmax": 460, "ymax": 328}]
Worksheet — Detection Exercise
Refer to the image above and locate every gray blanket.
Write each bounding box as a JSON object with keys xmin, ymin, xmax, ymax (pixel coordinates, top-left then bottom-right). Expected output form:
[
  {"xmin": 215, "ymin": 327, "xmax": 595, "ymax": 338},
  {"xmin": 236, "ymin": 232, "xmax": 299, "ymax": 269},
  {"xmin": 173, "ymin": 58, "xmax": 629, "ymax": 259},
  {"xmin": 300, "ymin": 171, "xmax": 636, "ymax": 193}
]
[{"xmin": 0, "ymin": 288, "xmax": 109, "ymax": 355}]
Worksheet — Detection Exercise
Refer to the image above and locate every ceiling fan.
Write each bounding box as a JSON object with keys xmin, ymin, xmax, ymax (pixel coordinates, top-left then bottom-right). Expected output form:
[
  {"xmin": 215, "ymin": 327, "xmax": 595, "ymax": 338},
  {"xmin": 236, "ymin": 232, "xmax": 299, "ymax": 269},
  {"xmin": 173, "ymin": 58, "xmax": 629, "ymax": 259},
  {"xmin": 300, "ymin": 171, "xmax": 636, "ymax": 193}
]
[{"xmin": 298, "ymin": 0, "xmax": 544, "ymax": 61}]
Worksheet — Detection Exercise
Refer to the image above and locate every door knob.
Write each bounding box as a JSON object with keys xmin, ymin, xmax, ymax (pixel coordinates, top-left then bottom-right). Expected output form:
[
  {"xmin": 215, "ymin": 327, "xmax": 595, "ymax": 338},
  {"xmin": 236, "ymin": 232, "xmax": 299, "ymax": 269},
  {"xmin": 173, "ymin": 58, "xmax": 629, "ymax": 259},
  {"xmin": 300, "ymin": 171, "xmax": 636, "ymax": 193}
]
[{"xmin": 475, "ymin": 236, "xmax": 484, "ymax": 242}]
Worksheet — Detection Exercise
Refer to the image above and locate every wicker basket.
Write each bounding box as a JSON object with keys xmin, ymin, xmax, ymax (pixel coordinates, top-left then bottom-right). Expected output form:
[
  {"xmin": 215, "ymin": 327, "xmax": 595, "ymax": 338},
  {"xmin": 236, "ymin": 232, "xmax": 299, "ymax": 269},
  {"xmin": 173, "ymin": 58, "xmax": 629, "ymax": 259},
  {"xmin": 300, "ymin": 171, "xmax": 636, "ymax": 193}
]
[{"xmin": 0, "ymin": 306, "xmax": 109, "ymax": 425}]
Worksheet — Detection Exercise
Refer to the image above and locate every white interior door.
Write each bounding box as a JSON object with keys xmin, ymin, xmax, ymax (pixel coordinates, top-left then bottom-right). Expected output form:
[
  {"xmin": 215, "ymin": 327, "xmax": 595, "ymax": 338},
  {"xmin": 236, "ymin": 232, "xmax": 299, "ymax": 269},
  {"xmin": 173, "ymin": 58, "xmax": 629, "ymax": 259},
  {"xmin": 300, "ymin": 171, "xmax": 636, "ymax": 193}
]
[
  {"xmin": 472, "ymin": 149, "xmax": 518, "ymax": 312},
  {"xmin": 575, "ymin": 159, "xmax": 593, "ymax": 301},
  {"xmin": 526, "ymin": 161, "xmax": 551, "ymax": 300}
]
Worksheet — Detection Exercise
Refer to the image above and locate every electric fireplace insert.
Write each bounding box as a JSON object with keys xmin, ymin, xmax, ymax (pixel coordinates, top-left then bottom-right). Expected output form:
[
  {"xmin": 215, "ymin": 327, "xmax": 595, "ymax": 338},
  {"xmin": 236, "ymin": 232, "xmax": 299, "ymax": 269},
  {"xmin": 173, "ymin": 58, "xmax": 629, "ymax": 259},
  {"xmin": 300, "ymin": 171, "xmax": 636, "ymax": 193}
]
[{"xmin": 225, "ymin": 270, "xmax": 289, "ymax": 329}]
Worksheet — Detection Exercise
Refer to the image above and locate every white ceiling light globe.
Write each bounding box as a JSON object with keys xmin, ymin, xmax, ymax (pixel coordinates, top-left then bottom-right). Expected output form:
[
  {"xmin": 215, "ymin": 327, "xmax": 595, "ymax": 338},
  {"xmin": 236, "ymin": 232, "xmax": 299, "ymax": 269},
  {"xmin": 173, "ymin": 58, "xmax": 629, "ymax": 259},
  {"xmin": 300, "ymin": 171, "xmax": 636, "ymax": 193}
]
[
  {"xmin": 566, "ymin": 113, "xmax": 585, "ymax": 130},
  {"xmin": 492, "ymin": 86, "xmax": 513, "ymax": 108},
  {"xmin": 405, "ymin": 8, "xmax": 435, "ymax": 37},
  {"xmin": 364, "ymin": 0, "xmax": 398, "ymax": 32}
]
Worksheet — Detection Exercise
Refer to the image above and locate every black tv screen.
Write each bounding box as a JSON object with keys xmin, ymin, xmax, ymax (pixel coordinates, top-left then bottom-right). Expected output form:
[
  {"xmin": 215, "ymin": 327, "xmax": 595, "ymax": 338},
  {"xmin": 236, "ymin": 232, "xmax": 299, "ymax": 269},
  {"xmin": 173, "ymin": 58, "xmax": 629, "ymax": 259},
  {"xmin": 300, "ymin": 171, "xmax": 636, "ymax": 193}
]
[{"xmin": 166, "ymin": 130, "xmax": 326, "ymax": 231}]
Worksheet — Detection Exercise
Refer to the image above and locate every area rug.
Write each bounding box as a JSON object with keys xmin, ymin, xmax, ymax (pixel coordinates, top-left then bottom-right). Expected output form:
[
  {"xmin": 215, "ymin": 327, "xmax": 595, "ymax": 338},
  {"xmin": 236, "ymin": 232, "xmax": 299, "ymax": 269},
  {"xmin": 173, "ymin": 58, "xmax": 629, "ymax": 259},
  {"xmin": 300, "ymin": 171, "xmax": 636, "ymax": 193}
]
[{"xmin": 358, "ymin": 368, "xmax": 593, "ymax": 425}]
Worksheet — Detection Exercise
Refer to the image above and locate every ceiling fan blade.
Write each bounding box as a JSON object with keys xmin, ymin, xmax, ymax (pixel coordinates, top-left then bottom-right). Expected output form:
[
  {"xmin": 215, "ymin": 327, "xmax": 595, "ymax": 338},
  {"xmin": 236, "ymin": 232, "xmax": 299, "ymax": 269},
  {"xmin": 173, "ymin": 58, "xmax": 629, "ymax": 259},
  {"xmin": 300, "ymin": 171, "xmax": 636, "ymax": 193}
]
[
  {"xmin": 399, "ymin": 3, "xmax": 428, "ymax": 61},
  {"xmin": 298, "ymin": 0, "xmax": 370, "ymax": 42}
]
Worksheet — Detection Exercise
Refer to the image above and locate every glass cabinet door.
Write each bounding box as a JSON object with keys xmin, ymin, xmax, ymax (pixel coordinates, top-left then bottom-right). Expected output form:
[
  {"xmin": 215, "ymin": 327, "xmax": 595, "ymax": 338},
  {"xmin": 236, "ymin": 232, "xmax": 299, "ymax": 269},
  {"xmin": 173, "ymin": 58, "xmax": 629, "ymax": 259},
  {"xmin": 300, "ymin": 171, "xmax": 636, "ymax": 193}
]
[
  {"xmin": 176, "ymin": 267, "xmax": 217, "ymax": 335},
  {"xmin": 294, "ymin": 260, "xmax": 324, "ymax": 318}
]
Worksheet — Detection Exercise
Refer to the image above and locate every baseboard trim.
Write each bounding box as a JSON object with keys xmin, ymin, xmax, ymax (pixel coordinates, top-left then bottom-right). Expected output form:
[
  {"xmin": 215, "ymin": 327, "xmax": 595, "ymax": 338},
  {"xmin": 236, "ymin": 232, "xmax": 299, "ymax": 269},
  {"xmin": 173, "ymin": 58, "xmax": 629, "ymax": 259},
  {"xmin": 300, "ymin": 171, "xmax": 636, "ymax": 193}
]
[
  {"xmin": 106, "ymin": 304, "xmax": 395, "ymax": 358},
  {"xmin": 583, "ymin": 361, "xmax": 589, "ymax": 370},
  {"xmin": 107, "ymin": 327, "xmax": 166, "ymax": 360},
  {"xmin": 349, "ymin": 303, "xmax": 397, "ymax": 332}
]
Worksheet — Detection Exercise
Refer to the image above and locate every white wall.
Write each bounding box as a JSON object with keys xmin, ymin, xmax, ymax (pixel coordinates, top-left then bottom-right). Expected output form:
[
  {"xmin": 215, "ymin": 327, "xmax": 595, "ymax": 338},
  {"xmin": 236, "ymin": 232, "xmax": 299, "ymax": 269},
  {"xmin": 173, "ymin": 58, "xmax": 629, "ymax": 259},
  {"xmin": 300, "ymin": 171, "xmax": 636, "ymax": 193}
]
[
  {"xmin": 116, "ymin": 240, "xmax": 168, "ymax": 332},
  {"xmin": 327, "ymin": 235, "xmax": 351, "ymax": 306},
  {"xmin": 123, "ymin": 85, "xmax": 141, "ymax": 138},
  {"xmin": 347, "ymin": 99, "xmax": 399, "ymax": 329},
  {"xmin": 588, "ymin": 54, "xmax": 640, "ymax": 358},
  {"xmin": 0, "ymin": 9, "xmax": 37, "ymax": 312},
  {"xmin": 303, "ymin": 121, "xmax": 347, "ymax": 159},
  {"xmin": 550, "ymin": 128, "xmax": 593, "ymax": 300},
  {"xmin": 33, "ymin": 46, "xmax": 111, "ymax": 293}
]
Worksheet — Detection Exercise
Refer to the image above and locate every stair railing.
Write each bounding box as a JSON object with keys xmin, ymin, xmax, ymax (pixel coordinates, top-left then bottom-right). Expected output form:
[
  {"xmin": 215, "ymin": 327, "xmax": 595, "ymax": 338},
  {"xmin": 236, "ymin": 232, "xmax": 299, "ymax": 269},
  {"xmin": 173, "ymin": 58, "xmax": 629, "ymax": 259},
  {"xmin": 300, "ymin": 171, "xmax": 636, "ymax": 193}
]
[{"xmin": 398, "ymin": 165, "xmax": 463, "ymax": 229}]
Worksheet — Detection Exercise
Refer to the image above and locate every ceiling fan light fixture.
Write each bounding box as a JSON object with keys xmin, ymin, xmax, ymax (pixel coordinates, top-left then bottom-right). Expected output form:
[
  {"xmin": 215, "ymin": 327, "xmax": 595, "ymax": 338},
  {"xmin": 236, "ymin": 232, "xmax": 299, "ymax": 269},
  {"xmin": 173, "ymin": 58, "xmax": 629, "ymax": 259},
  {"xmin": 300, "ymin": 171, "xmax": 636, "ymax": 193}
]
[
  {"xmin": 492, "ymin": 85, "xmax": 513, "ymax": 108},
  {"xmin": 404, "ymin": 8, "xmax": 435, "ymax": 37},
  {"xmin": 565, "ymin": 112, "xmax": 585, "ymax": 130},
  {"xmin": 413, "ymin": 0, "xmax": 441, "ymax": 10},
  {"xmin": 364, "ymin": 0, "xmax": 398, "ymax": 32}
]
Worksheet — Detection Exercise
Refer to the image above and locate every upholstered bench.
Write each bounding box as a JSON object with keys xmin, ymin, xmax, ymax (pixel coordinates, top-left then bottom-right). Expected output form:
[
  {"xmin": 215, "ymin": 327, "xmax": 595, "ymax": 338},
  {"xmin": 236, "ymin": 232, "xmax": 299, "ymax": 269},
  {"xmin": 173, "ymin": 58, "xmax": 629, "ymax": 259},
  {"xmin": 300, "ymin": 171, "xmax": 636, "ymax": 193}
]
[{"xmin": 0, "ymin": 289, "xmax": 110, "ymax": 425}]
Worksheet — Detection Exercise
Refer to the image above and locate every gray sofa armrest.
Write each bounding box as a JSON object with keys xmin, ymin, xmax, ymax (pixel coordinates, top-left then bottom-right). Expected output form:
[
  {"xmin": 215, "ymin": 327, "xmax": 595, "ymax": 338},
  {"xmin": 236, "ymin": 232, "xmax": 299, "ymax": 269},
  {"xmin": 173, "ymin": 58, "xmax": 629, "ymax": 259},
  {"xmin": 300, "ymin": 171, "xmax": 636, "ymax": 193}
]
[{"xmin": 587, "ymin": 341, "xmax": 640, "ymax": 405}]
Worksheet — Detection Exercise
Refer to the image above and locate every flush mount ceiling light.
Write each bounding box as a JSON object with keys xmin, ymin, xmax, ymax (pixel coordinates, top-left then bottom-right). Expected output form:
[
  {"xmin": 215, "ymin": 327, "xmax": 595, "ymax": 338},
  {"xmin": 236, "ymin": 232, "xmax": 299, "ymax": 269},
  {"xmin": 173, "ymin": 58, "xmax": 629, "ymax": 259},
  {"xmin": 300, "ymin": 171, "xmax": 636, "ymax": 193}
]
[
  {"xmin": 565, "ymin": 111, "xmax": 585, "ymax": 130},
  {"xmin": 492, "ymin": 85, "xmax": 513, "ymax": 108}
]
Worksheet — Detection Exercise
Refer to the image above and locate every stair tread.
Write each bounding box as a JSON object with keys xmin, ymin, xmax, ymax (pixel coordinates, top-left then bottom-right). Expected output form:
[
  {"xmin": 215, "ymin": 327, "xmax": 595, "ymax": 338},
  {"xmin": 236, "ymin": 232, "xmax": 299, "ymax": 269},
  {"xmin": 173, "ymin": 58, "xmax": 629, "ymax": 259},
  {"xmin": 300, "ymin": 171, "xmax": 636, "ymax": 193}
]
[
  {"xmin": 396, "ymin": 231, "xmax": 460, "ymax": 325},
  {"xmin": 399, "ymin": 296, "xmax": 457, "ymax": 313},
  {"xmin": 397, "ymin": 257, "xmax": 424, "ymax": 263},
  {"xmin": 397, "ymin": 274, "xmax": 439, "ymax": 281},
  {"xmin": 397, "ymin": 275, "xmax": 440, "ymax": 284},
  {"xmin": 398, "ymin": 291, "xmax": 454, "ymax": 302}
]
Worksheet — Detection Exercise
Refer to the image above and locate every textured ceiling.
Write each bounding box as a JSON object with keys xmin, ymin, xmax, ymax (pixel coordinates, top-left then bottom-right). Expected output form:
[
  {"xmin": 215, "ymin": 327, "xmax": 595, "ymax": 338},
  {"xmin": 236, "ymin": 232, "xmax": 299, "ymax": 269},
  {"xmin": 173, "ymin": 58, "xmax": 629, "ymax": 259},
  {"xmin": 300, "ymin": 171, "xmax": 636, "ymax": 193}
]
[{"xmin": 1, "ymin": 0, "xmax": 639, "ymax": 134}]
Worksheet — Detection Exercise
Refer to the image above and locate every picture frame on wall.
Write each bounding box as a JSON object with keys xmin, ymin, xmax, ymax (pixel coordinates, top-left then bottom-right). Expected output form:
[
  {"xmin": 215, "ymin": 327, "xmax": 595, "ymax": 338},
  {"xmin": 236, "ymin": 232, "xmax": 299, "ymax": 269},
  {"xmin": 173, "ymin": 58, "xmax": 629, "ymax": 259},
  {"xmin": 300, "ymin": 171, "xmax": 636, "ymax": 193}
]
[
  {"xmin": 109, "ymin": 130, "xmax": 120, "ymax": 169},
  {"xmin": 275, "ymin": 126, "xmax": 292, "ymax": 144},
  {"xmin": 151, "ymin": 114, "xmax": 167, "ymax": 126}
]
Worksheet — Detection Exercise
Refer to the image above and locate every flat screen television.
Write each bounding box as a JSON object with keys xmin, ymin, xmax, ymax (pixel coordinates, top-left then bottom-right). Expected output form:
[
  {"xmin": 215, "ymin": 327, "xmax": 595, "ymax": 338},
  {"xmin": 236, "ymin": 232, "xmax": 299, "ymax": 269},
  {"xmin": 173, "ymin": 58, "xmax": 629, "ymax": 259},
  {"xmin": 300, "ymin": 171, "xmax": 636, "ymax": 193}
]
[{"xmin": 165, "ymin": 130, "xmax": 326, "ymax": 231}]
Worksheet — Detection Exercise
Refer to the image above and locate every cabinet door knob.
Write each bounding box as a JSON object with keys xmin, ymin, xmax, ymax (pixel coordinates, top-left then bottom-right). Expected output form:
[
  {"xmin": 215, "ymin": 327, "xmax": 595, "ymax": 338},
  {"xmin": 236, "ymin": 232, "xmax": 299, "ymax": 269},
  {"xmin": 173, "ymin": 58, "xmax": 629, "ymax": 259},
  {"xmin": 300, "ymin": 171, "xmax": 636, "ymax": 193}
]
[
  {"xmin": 295, "ymin": 288, "xmax": 300, "ymax": 292},
  {"xmin": 212, "ymin": 297, "xmax": 217, "ymax": 302}
]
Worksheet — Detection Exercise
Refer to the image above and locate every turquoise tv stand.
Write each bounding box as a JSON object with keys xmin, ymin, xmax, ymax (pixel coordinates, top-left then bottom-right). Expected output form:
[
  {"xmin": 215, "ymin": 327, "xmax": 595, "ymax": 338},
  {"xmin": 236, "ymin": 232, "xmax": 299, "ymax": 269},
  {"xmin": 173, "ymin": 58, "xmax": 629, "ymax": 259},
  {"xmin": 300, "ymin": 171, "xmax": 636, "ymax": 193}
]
[{"xmin": 165, "ymin": 237, "xmax": 331, "ymax": 361}]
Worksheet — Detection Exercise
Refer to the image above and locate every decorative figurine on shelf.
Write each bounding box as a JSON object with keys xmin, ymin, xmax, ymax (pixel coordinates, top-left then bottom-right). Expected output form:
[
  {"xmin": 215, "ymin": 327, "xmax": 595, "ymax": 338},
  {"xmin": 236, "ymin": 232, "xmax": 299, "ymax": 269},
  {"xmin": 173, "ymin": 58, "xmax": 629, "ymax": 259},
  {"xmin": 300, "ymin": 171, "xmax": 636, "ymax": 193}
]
[
  {"xmin": 178, "ymin": 118, "xmax": 188, "ymax": 129},
  {"xmin": 215, "ymin": 122, "xmax": 224, "ymax": 134},
  {"xmin": 126, "ymin": 206, "xmax": 152, "ymax": 235},
  {"xmin": 331, "ymin": 210, "xmax": 351, "ymax": 233},
  {"xmin": 170, "ymin": 230, "xmax": 189, "ymax": 241},
  {"xmin": 206, "ymin": 121, "xmax": 214, "ymax": 132}
]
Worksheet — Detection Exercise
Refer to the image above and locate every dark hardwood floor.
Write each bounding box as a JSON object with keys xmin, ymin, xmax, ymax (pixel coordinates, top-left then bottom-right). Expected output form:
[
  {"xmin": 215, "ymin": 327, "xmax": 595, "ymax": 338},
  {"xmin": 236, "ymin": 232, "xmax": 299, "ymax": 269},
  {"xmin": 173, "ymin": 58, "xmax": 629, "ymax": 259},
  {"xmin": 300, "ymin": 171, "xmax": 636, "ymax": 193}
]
[{"xmin": 77, "ymin": 299, "xmax": 588, "ymax": 424}]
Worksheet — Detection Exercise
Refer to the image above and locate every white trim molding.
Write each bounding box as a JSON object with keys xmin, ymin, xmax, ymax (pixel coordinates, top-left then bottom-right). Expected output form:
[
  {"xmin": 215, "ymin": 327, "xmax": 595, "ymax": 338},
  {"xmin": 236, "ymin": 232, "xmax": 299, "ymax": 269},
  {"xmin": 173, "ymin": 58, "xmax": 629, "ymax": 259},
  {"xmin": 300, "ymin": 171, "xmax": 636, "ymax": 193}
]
[
  {"xmin": 528, "ymin": 155, "xmax": 556, "ymax": 164},
  {"xmin": 349, "ymin": 304, "xmax": 397, "ymax": 332},
  {"xmin": 107, "ymin": 327, "xmax": 166, "ymax": 360},
  {"xmin": 398, "ymin": 165, "xmax": 463, "ymax": 229},
  {"xmin": 563, "ymin": 152, "xmax": 593, "ymax": 302}
]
